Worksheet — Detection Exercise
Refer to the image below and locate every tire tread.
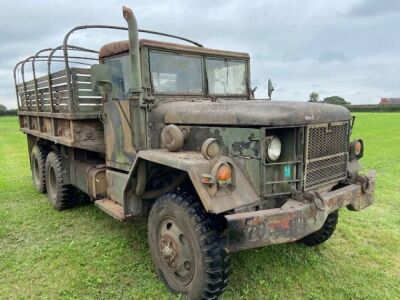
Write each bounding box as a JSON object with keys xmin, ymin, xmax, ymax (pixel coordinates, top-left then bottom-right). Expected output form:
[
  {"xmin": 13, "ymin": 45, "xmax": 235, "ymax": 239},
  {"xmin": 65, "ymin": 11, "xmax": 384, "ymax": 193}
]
[
  {"xmin": 45, "ymin": 151, "xmax": 75, "ymax": 210},
  {"xmin": 150, "ymin": 192, "xmax": 230, "ymax": 299},
  {"xmin": 299, "ymin": 210, "xmax": 339, "ymax": 246},
  {"xmin": 31, "ymin": 145, "xmax": 48, "ymax": 193}
]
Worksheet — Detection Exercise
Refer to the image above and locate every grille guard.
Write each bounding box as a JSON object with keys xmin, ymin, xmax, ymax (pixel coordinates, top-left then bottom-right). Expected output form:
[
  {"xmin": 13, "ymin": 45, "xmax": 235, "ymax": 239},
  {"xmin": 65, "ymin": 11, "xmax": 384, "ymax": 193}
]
[{"xmin": 304, "ymin": 121, "xmax": 350, "ymax": 190}]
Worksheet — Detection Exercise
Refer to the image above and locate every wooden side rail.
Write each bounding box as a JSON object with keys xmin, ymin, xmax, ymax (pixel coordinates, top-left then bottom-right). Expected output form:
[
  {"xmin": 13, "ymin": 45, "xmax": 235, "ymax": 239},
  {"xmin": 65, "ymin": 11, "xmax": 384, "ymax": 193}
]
[{"xmin": 17, "ymin": 68, "xmax": 101, "ymax": 113}]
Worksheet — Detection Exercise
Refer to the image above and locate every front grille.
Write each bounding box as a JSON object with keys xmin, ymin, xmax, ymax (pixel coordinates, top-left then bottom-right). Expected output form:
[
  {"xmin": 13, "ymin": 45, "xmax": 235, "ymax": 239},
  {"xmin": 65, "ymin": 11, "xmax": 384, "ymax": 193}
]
[{"xmin": 304, "ymin": 122, "xmax": 349, "ymax": 190}]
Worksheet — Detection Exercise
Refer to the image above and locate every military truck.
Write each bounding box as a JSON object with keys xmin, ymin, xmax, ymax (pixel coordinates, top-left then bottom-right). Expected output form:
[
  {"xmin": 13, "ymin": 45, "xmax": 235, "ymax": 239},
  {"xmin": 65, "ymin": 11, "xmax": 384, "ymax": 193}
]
[{"xmin": 14, "ymin": 6, "xmax": 375, "ymax": 299}]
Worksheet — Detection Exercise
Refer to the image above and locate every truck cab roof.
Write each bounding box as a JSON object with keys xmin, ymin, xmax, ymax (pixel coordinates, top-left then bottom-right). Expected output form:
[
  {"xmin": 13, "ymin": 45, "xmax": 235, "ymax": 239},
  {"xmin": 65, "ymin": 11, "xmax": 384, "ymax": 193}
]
[{"xmin": 99, "ymin": 39, "xmax": 250, "ymax": 60}]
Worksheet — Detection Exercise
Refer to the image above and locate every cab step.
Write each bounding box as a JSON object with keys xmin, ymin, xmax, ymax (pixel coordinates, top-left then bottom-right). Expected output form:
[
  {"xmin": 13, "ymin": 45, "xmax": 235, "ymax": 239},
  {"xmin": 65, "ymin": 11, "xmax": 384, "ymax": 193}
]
[{"xmin": 95, "ymin": 199, "xmax": 128, "ymax": 221}]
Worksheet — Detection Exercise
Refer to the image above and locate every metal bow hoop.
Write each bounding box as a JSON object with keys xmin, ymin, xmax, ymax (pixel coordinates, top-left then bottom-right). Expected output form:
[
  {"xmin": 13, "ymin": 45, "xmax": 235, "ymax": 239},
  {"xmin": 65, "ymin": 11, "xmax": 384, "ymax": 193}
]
[{"xmin": 14, "ymin": 23, "xmax": 203, "ymax": 111}]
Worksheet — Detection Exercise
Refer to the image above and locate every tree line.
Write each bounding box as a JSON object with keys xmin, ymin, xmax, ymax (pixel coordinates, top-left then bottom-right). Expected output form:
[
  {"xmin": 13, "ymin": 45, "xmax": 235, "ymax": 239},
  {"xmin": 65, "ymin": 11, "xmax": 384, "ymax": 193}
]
[
  {"xmin": 308, "ymin": 92, "xmax": 350, "ymax": 105},
  {"xmin": 0, "ymin": 105, "xmax": 17, "ymax": 116}
]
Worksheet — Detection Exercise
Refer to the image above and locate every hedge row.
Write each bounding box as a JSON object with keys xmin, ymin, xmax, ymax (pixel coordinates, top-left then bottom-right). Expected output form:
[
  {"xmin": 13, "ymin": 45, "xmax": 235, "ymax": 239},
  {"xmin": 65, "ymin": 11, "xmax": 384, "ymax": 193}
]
[
  {"xmin": 344, "ymin": 104, "xmax": 400, "ymax": 112},
  {"xmin": 0, "ymin": 109, "xmax": 18, "ymax": 116}
]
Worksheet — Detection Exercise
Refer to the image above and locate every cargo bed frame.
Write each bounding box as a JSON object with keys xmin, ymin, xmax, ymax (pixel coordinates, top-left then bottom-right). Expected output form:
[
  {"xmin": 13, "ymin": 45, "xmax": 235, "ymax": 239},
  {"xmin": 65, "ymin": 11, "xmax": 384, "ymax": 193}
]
[{"xmin": 14, "ymin": 25, "xmax": 203, "ymax": 153}]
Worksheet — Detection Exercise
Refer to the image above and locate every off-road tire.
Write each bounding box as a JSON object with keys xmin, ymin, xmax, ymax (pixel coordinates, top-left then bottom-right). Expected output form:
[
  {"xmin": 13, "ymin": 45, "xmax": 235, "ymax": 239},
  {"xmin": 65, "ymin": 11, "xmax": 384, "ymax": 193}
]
[
  {"xmin": 45, "ymin": 151, "xmax": 75, "ymax": 211},
  {"xmin": 31, "ymin": 145, "xmax": 48, "ymax": 193},
  {"xmin": 148, "ymin": 192, "xmax": 230, "ymax": 299},
  {"xmin": 299, "ymin": 210, "xmax": 339, "ymax": 247}
]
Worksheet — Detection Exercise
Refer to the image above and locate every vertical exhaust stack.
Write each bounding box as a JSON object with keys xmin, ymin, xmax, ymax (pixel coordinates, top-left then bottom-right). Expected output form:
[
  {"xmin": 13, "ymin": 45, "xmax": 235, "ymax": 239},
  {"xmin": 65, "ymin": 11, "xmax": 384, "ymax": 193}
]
[
  {"xmin": 122, "ymin": 5, "xmax": 142, "ymax": 94},
  {"xmin": 122, "ymin": 6, "xmax": 145, "ymax": 149}
]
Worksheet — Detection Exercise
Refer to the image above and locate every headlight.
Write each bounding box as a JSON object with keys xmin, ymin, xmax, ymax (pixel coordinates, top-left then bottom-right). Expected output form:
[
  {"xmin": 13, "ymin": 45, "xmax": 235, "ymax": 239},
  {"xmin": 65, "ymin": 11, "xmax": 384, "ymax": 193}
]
[
  {"xmin": 201, "ymin": 138, "xmax": 222, "ymax": 160},
  {"xmin": 349, "ymin": 139, "xmax": 363, "ymax": 160},
  {"xmin": 265, "ymin": 136, "xmax": 281, "ymax": 162}
]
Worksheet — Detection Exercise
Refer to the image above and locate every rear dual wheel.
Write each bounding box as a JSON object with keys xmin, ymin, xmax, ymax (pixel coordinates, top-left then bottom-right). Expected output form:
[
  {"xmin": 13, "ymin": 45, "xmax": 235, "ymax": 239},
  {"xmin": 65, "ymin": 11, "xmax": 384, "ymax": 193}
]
[
  {"xmin": 31, "ymin": 145, "xmax": 47, "ymax": 193},
  {"xmin": 45, "ymin": 151, "xmax": 75, "ymax": 211},
  {"xmin": 30, "ymin": 145, "xmax": 90, "ymax": 210}
]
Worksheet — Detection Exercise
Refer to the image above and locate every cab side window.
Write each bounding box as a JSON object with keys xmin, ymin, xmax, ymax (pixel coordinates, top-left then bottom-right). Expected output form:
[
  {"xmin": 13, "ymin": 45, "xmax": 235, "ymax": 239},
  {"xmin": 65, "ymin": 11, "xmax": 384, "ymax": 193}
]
[{"xmin": 104, "ymin": 55, "xmax": 133, "ymax": 98}]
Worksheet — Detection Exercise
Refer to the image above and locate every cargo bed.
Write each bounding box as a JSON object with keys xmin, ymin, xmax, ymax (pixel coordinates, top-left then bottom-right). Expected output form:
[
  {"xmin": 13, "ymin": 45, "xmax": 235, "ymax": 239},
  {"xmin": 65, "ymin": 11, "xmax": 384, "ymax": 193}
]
[{"xmin": 16, "ymin": 62, "xmax": 105, "ymax": 153}]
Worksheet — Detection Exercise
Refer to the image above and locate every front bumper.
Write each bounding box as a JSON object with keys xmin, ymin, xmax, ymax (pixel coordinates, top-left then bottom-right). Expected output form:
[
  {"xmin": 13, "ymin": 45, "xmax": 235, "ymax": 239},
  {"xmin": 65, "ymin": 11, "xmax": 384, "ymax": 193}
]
[{"xmin": 224, "ymin": 171, "xmax": 376, "ymax": 252}]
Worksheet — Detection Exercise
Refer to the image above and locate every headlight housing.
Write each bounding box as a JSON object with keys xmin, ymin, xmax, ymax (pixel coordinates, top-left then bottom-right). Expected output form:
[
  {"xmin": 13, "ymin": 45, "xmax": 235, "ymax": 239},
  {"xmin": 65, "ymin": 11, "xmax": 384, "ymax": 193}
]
[
  {"xmin": 201, "ymin": 138, "xmax": 222, "ymax": 160},
  {"xmin": 349, "ymin": 139, "xmax": 364, "ymax": 160},
  {"xmin": 265, "ymin": 135, "xmax": 282, "ymax": 162}
]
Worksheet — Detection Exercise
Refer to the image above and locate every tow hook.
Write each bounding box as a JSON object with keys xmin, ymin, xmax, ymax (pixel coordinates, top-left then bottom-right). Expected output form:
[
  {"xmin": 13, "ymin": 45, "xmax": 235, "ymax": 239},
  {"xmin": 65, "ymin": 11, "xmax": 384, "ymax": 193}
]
[
  {"xmin": 313, "ymin": 191, "xmax": 328, "ymax": 211},
  {"xmin": 356, "ymin": 175, "xmax": 370, "ymax": 193},
  {"xmin": 301, "ymin": 191, "xmax": 328, "ymax": 211}
]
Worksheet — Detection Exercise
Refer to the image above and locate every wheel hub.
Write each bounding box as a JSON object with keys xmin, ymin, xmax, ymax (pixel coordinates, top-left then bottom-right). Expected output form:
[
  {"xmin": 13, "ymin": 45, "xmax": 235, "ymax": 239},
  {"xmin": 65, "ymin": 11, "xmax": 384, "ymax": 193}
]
[
  {"xmin": 158, "ymin": 218, "xmax": 194, "ymax": 283},
  {"xmin": 160, "ymin": 234, "xmax": 179, "ymax": 268},
  {"xmin": 48, "ymin": 166, "xmax": 57, "ymax": 199}
]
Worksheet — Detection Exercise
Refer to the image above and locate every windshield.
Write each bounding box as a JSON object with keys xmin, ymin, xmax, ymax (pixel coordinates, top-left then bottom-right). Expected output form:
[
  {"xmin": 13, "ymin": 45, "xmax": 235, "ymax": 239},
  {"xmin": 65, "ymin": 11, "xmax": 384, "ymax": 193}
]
[
  {"xmin": 148, "ymin": 50, "xmax": 248, "ymax": 96},
  {"xmin": 206, "ymin": 58, "xmax": 247, "ymax": 95},
  {"xmin": 149, "ymin": 50, "xmax": 204, "ymax": 94}
]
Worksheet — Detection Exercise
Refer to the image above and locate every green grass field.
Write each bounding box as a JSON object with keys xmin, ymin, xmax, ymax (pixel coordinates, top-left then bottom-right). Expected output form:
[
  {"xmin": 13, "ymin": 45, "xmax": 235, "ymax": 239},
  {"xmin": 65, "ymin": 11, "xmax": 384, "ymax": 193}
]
[{"xmin": 0, "ymin": 114, "xmax": 399, "ymax": 299}]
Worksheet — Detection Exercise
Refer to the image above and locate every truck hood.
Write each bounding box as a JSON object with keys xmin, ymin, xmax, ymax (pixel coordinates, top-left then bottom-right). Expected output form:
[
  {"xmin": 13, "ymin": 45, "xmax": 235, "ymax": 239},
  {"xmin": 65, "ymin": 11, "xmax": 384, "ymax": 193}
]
[{"xmin": 152, "ymin": 99, "xmax": 351, "ymax": 127}]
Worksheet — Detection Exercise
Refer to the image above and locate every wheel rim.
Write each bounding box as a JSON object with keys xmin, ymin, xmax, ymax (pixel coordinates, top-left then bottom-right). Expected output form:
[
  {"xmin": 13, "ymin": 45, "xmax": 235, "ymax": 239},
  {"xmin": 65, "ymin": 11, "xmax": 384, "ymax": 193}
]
[
  {"xmin": 157, "ymin": 216, "xmax": 195, "ymax": 286},
  {"xmin": 48, "ymin": 166, "xmax": 57, "ymax": 199},
  {"xmin": 33, "ymin": 158, "xmax": 40, "ymax": 186}
]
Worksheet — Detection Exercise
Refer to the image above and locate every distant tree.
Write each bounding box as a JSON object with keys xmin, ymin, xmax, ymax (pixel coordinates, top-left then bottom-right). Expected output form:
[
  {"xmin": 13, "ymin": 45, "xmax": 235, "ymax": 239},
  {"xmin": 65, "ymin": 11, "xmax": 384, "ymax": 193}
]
[
  {"xmin": 309, "ymin": 92, "xmax": 319, "ymax": 103},
  {"xmin": 0, "ymin": 104, "xmax": 7, "ymax": 111},
  {"xmin": 323, "ymin": 96, "xmax": 350, "ymax": 105}
]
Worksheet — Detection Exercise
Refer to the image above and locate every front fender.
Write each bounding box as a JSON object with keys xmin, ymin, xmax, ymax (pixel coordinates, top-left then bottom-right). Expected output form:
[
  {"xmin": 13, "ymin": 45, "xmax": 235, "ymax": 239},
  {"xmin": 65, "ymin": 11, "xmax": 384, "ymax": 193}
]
[{"xmin": 125, "ymin": 149, "xmax": 259, "ymax": 214}]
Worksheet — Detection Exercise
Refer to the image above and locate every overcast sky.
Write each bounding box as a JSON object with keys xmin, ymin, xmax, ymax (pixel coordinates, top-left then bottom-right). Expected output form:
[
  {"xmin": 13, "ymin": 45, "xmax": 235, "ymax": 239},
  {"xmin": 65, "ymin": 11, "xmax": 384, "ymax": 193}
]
[{"xmin": 1, "ymin": 0, "xmax": 399, "ymax": 108}]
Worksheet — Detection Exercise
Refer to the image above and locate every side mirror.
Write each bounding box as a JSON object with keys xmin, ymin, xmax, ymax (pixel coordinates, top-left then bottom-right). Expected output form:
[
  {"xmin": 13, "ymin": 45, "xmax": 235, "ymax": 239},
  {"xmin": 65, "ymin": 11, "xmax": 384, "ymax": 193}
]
[
  {"xmin": 90, "ymin": 64, "xmax": 113, "ymax": 95},
  {"xmin": 267, "ymin": 79, "xmax": 274, "ymax": 100}
]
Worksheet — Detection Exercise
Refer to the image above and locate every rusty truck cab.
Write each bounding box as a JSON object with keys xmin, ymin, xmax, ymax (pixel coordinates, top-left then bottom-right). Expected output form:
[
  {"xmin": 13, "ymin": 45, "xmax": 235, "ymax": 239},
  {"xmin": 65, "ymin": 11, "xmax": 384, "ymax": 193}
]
[
  {"xmin": 99, "ymin": 39, "xmax": 251, "ymax": 100},
  {"xmin": 96, "ymin": 39, "xmax": 253, "ymax": 173}
]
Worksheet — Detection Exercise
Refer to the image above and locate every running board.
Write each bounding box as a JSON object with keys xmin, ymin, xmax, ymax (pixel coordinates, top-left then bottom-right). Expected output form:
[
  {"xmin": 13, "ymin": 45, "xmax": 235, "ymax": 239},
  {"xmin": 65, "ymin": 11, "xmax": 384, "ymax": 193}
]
[{"xmin": 95, "ymin": 199, "xmax": 129, "ymax": 221}]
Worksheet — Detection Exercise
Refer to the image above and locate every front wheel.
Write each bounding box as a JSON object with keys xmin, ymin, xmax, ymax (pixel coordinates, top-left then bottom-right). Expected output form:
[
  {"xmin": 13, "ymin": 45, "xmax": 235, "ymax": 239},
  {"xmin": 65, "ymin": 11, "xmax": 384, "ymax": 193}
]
[
  {"xmin": 148, "ymin": 192, "xmax": 229, "ymax": 299},
  {"xmin": 298, "ymin": 210, "xmax": 339, "ymax": 247}
]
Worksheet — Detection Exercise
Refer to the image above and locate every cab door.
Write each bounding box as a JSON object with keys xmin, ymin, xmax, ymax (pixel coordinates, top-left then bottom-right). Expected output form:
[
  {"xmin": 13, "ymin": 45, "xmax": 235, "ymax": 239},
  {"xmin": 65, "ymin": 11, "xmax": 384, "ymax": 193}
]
[
  {"xmin": 103, "ymin": 98, "xmax": 135, "ymax": 170},
  {"xmin": 102, "ymin": 55, "xmax": 136, "ymax": 171}
]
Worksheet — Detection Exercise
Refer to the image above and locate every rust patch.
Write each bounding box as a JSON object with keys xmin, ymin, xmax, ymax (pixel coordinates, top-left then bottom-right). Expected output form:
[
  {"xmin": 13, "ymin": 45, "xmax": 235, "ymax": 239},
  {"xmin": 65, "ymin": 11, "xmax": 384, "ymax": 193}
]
[
  {"xmin": 99, "ymin": 41, "xmax": 130, "ymax": 59},
  {"xmin": 140, "ymin": 39, "xmax": 249, "ymax": 58},
  {"xmin": 267, "ymin": 213, "xmax": 293, "ymax": 231},
  {"xmin": 244, "ymin": 216, "xmax": 263, "ymax": 227},
  {"xmin": 100, "ymin": 39, "xmax": 250, "ymax": 60}
]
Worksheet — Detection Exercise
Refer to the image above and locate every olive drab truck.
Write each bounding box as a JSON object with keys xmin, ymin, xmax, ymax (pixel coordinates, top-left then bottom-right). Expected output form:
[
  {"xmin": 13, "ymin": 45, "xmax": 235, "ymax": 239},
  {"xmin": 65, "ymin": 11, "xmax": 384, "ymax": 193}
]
[{"xmin": 14, "ymin": 6, "xmax": 375, "ymax": 299}]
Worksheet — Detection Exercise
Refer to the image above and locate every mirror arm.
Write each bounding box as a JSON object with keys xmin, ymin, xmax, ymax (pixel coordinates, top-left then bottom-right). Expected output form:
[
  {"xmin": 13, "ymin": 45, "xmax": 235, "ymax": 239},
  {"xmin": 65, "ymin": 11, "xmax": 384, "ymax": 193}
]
[
  {"xmin": 267, "ymin": 78, "xmax": 274, "ymax": 100},
  {"xmin": 251, "ymin": 86, "xmax": 257, "ymax": 98}
]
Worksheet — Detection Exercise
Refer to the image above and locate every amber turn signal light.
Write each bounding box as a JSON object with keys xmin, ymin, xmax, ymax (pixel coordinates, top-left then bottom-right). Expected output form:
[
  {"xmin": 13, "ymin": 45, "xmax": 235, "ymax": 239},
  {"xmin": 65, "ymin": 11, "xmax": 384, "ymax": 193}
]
[
  {"xmin": 216, "ymin": 164, "xmax": 232, "ymax": 185},
  {"xmin": 354, "ymin": 141, "xmax": 362, "ymax": 156},
  {"xmin": 349, "ymin": 139, "xmax": 364, "ymax": 160}
]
